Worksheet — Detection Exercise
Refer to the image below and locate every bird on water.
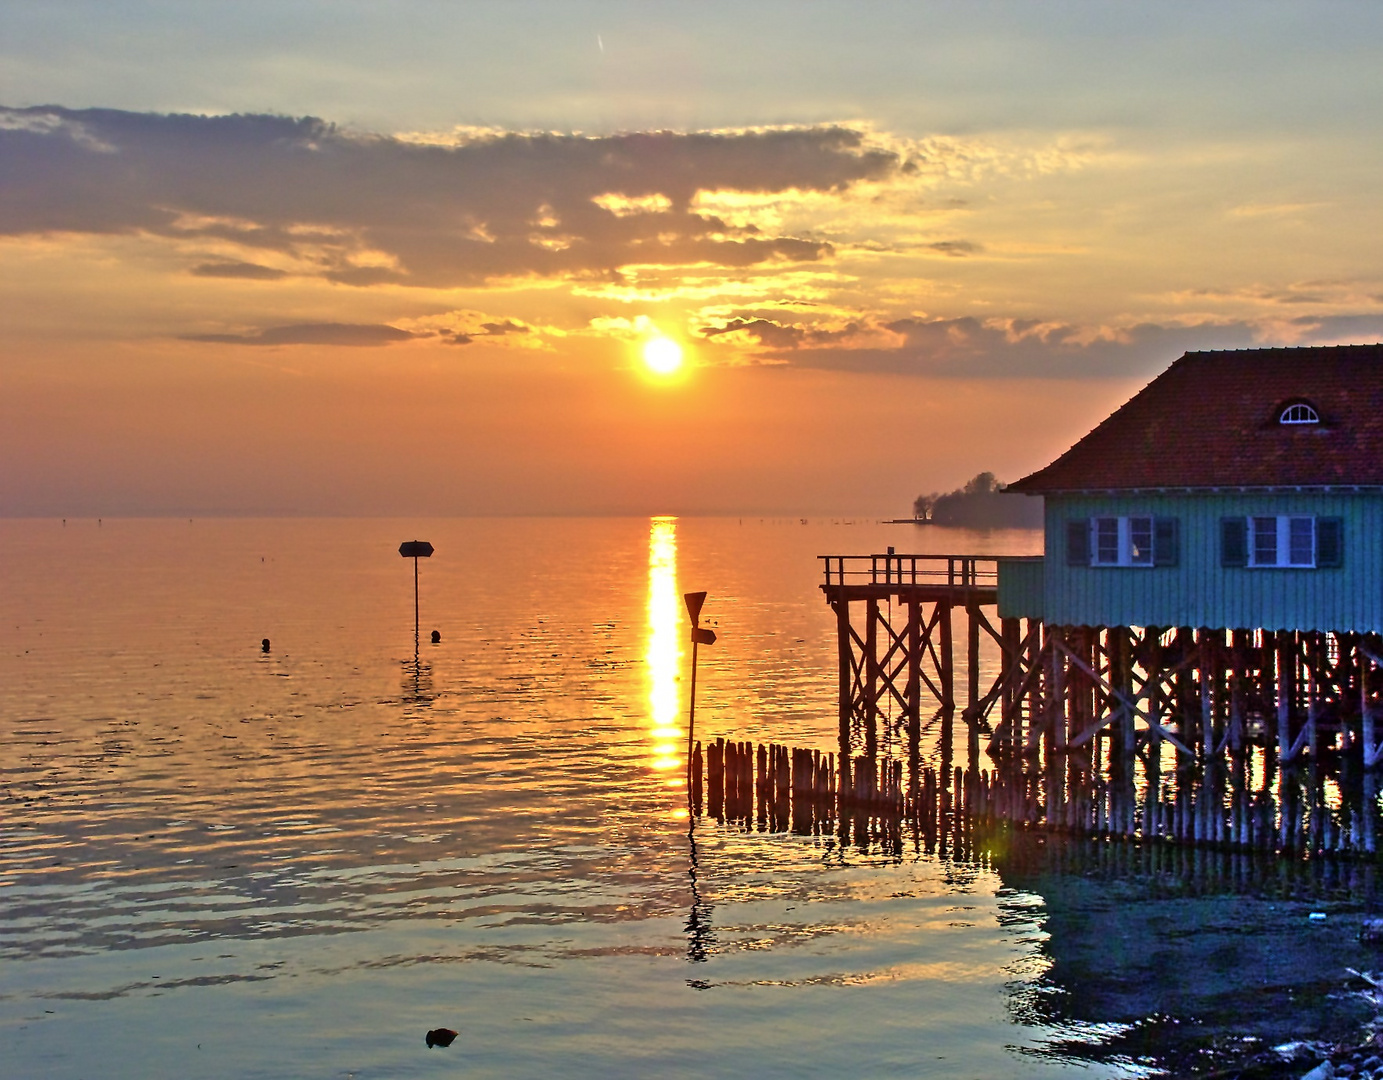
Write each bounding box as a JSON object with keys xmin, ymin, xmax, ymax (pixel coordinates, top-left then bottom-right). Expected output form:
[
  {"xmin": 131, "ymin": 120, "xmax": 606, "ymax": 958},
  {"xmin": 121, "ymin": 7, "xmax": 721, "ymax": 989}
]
[{"xmin": 426, "ymin": 1028, "xmax": 457, "ymax": 1048}]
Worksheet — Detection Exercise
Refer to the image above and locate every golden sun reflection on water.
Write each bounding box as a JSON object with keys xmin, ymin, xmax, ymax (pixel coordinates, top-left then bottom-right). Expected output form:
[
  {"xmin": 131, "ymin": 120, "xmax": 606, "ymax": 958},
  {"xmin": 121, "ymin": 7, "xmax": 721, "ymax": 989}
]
[{"xmin": 645, "ymin": 517, "xmax": 684, "ymax": 777}]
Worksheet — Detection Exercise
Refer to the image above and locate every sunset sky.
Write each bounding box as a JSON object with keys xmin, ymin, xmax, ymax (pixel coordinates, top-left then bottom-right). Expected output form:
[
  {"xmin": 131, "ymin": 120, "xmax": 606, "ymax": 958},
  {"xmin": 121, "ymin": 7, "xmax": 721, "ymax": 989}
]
[{"xmin": 4, "ymin": 1, "xmax": 1383, "ymax": 516}]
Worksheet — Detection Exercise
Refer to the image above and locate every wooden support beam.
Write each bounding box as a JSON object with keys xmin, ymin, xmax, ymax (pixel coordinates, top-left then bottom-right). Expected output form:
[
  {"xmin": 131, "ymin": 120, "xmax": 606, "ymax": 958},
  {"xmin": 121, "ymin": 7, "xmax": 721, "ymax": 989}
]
[
  {"xmin": 967, "ymin": 605, "xmax": 981, "ymax": 768},
  {"xmin": 907, "ymin": 597, "xmax": 922, "ymax": 799},
  {"xmin": 939, "ymin": 603, "xmax": 954, "ymax": 712},
  {"xmin": 1145, "ymin": 627, "xmax": 1163, "ymax": 830},
  {"xmin": 1277, "ymin": 631, "xmax": 1297, "ymax": 764},
  {"xmin": 1021, "ymin": 618, "xmax": 1041, "ymax": 757},
  {"xmin": 1052, "ymin": 634, "xmax": 1195, "ymax": 758},
  {"xmin": 984, "ymin": 633, "xmax": 1045, "ymax": 752},
  {"xmin": 939, "ymin": 602, "xmax": 954, "ymax": 786},
  {"xmin": 1360, "ymin": 640, "xmax": 1383, "ymax": 768},
  {"xmin": 836, "ymin": 598, "xmax": 853, "ymax": 787},
  {"xmin": 1001, "ymin": 617, "xmax": 1020, "ymax": 753},
  {"xmin": 865, "ymin": 597, "xmax": 879, "ymax": 758},
  {"xmin": 1198, "ymin": 629, "xmax": 1215, "ymax": 761},
  {"xmin": 1048, "ymin": 624, "xmax": 1066, "ymax": 759}
]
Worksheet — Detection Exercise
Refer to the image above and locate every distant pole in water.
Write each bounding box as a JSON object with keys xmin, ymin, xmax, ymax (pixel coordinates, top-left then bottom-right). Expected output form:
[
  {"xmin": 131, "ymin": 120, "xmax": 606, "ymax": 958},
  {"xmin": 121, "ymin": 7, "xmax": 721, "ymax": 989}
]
[
  {"xmin": 683, "ymin": 591, "xmax": 717, "ymax": 802},
  {"xmin": 398, "ymin": 541, "xmax": 435, "ymax": 651}
]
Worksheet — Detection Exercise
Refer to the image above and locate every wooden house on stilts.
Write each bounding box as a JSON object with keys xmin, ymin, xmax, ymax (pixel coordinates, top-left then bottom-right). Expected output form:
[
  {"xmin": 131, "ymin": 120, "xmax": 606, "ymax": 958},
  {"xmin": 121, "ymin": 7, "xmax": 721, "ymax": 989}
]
[{"xmin": 819, "ymin": 345, "xmax": 1383, "ymax": 854}]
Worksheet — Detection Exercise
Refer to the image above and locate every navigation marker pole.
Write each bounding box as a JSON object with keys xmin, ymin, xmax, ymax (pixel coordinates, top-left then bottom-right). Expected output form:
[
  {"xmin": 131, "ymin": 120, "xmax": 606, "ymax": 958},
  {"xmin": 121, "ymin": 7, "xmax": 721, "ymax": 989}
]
[
  {"xmin": 683, "ymin": 591, "xmax": 717, "ymax": 806},
  {"xmin": 398, "ymin": 540, "xmax": 435, "ymax": 656}
]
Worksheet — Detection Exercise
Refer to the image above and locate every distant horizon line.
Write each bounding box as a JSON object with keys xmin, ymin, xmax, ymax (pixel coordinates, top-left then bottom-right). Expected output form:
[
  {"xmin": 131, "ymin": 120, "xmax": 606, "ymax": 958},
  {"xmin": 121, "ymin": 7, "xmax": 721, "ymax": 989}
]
[
  {"xmin": 0, "ymin": 511, "xmax": 936, "ymax": 521},
  {"xmin": 0, "ymin": 510, "xmax": 1045, "ymax": 523}
]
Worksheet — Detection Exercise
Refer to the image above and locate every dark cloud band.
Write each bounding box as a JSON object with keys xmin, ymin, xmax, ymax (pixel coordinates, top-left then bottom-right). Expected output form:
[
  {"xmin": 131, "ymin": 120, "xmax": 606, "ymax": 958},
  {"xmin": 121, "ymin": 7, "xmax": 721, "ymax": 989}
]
[
  {"xmin": 184, "ymin": 322, "xmax": 416, "ymax": 346},
  {"xmin": 702, "ymin": 313, "xmax": 1383, "ymax": 379},
  {"xmin": 0, "ymin": 106, "xmax": 900, "ymax": 288}
]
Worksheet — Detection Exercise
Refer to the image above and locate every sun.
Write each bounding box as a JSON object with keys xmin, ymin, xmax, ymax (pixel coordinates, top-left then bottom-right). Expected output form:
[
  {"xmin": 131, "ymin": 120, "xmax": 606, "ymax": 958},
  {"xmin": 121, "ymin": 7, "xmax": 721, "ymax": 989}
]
[{"xmin": 642, "ymin": 336, "xmax": 683, "ymax": 375}]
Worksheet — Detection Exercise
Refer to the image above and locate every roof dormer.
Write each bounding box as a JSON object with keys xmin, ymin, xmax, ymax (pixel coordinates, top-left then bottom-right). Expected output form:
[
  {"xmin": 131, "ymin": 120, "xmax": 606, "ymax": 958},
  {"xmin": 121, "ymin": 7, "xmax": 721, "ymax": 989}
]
[{"xmin": 1277, "ymin": 400, "xmax": 1320, "ymax": 425}]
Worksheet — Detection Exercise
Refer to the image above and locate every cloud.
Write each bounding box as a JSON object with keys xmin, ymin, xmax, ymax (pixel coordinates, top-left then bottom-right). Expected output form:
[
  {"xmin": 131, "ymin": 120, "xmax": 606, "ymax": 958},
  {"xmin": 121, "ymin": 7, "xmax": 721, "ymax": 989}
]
[
  {"xmin": 1163, "ymin": 279, "xmax": 1383, "ymax": 310},
  {"xmin": 189, "ymin": 260, "xmax": 288, "ymax": 280},
  {"xmin": 185, "ymin": 322, "xmax": 417, "ymax": 346},
  {"xmin": 479, "ymin": 319, "xmax": 529, "ymax": 336},
  {"xmin": 394, "ymin": 310, "xmax": 551, "ymax": 348},
  {"xmin": 433, "ymin": 320, "xmax": 532, "ymax": 346},
  {"xmin": 926, "ymin": 240, "xmax": 981, "ymax": 257},
  {"xmin": 0, "ymin": 106, "xmax": 903, "ymax": 288},
  {"xmin": 1227, "ymin": 201, "xmax": 1328, "ymax": 219},
  {"xmin": 699, "ymin": 316, "xmax": 862, "ymax": 350},
  {"xmin": 700, "ymin": 312, "xmax": 1383, "ymax": 379}
]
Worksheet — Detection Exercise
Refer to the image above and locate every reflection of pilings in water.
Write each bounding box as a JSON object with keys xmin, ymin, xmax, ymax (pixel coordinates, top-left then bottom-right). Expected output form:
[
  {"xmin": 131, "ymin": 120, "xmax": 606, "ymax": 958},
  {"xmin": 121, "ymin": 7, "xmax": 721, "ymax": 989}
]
[
  {"xmin": 684, "ymin": 820, "xmax": 712, "ymax": 963},
  {"xmin": 401, "ymin": 657, "xmax": 434, "ymax": 706},
  {"xmin": 690, "ymin": 727, "xmax": 1383, "ymax": 858}
]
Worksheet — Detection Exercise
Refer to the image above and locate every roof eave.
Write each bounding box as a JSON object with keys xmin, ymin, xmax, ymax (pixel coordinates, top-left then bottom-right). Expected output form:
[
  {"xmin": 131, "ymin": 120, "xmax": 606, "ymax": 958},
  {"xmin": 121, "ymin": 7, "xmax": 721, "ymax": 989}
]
[{"xmin": 1022, "ymin": 484, "xmax": 1383, "ymax": 497}]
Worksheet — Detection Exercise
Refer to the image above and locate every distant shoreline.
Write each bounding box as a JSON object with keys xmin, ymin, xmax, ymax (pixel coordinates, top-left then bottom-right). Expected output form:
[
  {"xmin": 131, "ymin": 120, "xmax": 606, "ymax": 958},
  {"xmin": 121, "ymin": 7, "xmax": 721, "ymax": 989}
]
[{"xmin": 883, "ymin": 518, "xmax": 1042, "ymax": 529}]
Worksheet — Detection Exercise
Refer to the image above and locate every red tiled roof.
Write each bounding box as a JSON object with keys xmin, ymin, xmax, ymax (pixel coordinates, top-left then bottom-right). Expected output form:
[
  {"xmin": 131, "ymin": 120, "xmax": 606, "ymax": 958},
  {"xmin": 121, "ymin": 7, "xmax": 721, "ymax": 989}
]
[{"xmin": 1008, "ymin": 345, "xmax": 1383, "ymax": 493}]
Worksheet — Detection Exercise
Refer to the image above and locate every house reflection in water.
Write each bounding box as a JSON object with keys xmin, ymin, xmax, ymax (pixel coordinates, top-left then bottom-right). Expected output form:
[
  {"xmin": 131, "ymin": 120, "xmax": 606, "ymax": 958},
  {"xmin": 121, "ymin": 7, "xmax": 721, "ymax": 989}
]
[{"xmin": 987, "ymin": 832, "xmax": 1378, "ymax": 1074}]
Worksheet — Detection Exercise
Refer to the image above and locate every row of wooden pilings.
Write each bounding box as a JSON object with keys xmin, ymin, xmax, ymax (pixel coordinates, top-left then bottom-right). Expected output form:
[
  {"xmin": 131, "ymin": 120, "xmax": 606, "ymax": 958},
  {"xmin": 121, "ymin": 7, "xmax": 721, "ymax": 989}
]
[
  {"xmin": 697, "ymin": 737, "xmax": 905, "ymax": 824},
  {"xmin": 691, "ymin": 736, "xmax": 1379, "ymax": 857}
]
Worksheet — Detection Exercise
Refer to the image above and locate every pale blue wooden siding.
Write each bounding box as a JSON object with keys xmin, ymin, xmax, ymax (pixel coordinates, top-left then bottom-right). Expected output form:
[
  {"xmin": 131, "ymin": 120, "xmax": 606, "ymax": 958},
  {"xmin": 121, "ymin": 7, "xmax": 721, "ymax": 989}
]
[
  {"xmin": 1015, "ymin": 492, "xmax": 1383, "ymax": 631},
  {"xmin": 997, "ymin": 557, "xmax": 1045, "ymax": 620}
]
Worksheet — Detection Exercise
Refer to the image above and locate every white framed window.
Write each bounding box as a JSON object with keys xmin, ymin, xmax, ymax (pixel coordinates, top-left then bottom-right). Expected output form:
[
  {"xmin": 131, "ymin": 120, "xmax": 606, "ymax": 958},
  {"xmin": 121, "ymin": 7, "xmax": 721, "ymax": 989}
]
[
  {"xmin": 1222, "ymin": 516, "xmax": 1342, "ymax": 569},
  {"xmin": 1278, "ymin": 402, "xmax": 1320, "ymax": 425},
  {"xmin": 1094, "ymin": 517, "xmax": 1119, "ymax": 564},
  {"xmin": 1252, "ymin": 516, "xmax": 1277, "ymax": 565},
  {"xmin": 1090, "ymin": 515, "xmax": 1155, "ymax": 567},
  {"xmin": 1289, "ymin": 517, "xmax": 1314, "ymax": 565},
  {"xmin": 1248, "ymin": 516, "xmax": 1315, "ymax": 567},
  {"xmin": 1129, "ymin": 517, "xmax": 1153, "ymax": 565}
]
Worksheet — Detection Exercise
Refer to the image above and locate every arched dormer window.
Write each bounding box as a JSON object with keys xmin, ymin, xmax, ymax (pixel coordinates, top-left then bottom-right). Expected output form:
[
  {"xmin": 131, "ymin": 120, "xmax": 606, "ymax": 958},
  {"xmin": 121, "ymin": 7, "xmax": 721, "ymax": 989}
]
[{"xmin": 1278, "ymin": 401, "xmax": 1320, "ymax": 425}]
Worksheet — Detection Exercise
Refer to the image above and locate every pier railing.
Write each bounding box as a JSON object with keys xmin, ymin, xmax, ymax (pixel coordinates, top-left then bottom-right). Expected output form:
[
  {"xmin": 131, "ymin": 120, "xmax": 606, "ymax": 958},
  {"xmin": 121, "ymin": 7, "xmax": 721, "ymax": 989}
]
[{"xmin": 820, "ymin": 553, "xmax": 998, "ymax": 589}]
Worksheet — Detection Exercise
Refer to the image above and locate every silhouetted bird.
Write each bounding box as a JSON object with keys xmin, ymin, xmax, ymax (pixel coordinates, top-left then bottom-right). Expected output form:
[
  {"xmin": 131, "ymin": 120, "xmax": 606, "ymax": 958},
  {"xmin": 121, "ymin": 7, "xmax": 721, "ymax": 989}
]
[
  {"xmin": 261, "ymin": 639, "xmax": 270, "ymax": 653},
  {"xmin": 426, "ymin": 1028, "xmax": 457, "ymax": 1048},
  {"xmin": 430, "ymin": 630, "xmax": 441, "ymax": 643}
]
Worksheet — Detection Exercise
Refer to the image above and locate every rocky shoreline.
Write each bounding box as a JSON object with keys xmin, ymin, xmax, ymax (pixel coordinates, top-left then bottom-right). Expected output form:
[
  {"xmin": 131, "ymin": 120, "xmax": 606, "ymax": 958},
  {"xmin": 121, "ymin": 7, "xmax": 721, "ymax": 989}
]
[
  {"xmin": 1198, "ymin": 1037, "xmax": 1383, "ymax": 1079},
  {"xmin": 1197, "ymin": 964, "xmax": 1383, "ymax": 1079}
]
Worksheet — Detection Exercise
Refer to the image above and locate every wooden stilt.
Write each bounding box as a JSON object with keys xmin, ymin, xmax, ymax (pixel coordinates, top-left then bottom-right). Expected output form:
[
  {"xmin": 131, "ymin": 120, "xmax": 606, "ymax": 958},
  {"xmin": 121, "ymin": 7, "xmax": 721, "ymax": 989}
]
[
  {"xmin": 906, "ymin": 597, "xmax": 922, "ymax": 801},
  {"xmin": 967, "ymin": 604, "xmax": 981, "ymax": 770},
  {"xmin": 865, "ymin": 597, "xmax": 880, "ymax": 760},
  {"xmin": 939, "ymin": 602, "xmax": 954, "ymax": 794},
  {"xmin": 836, "ymin": 598, "xmax": 853, "ymax": 793}
]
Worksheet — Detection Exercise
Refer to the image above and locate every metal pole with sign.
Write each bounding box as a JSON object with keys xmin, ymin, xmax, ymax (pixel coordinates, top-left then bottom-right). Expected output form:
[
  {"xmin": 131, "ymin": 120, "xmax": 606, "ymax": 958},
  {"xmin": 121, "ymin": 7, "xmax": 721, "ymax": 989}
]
[
  {"xmin": 398, "ymin": 541, "xmax": 434, "ymax": 649},
  {"xmin": 683, "ymin": 591, "xmax": 716, "ymax": 800}
]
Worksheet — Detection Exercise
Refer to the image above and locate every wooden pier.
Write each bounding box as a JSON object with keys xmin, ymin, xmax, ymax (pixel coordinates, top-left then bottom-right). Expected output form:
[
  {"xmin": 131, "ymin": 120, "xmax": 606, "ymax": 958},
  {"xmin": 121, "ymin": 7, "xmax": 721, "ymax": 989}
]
[
  {"xmin": 691, "ymin": 551, "xmax": 1383, "ymax": 860},
  {"xmin": 820, "ymin": 553, "xmax": 999, "ymax": 788}
]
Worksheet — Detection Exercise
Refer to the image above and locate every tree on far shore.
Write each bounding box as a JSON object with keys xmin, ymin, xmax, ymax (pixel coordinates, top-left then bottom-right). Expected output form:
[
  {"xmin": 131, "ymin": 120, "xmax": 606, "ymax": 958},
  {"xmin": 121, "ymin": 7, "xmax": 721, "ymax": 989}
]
[
  {"xmin": 911, "ymin": 472, "xmax": 1042, "ymax": 528},
  {"xmin": 912, "ymin": 492, "xmax": 939, "ymax": 521}
]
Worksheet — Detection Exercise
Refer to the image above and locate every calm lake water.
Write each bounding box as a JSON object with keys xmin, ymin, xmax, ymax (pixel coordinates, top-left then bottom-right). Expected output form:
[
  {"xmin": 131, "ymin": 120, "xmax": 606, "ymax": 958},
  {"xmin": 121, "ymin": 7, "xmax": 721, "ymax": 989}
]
[{"xmin": 2, "ymin": 517, "xmax": 1378, "ymax": 1079}]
